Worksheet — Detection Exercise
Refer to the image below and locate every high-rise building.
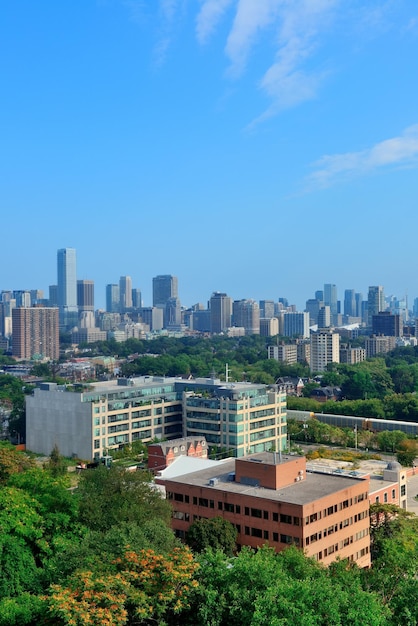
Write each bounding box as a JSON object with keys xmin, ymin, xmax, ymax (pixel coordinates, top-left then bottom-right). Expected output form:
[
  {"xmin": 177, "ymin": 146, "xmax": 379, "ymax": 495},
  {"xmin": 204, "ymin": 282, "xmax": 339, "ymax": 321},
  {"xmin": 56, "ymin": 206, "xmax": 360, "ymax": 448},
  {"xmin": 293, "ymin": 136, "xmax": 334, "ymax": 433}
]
[
  {"xmin": 152, "ymin": 275, "xmax": 178, "ymax": 307},
  {"xmin": 165, "ymin": 297, "xmax": 182, "ymax": 328},
  {"xmin": 344, "ymin": 289, "xmax": 356, "ymax": 317},
  {"xmin": 106, "ymin": 284, "xmax": 120, "ymax": 313},
  {"xmin": 372, "ymin": 311, "xmax": 401, "ymax": 337},
  {"xmin": 49, "ymin": 285, "xmax": 58, "ymax": 307},
  {"xmin": 232, "ymin": 300, "xmax": 260, "ymax": 335},
  {"xmin": 282, "ymin": 312, "xmax": 310, "ymax": 339},
  {"xmin": 12, "ymin": 307, "xmax": 59, "ymax": 360},
  {"xmin": 355, "ymin": 292, "xmax": 363, "ymax": 319},
  {"xmin": 210, "ymin": 292, "xmax": 232, "ymax": 334},
  {"xmin": 119, "ymin": 276, "xmax": 133, "ymax": 312},
  {"xmin": 318, "ymin": 305, "xmax": 331, "ymax": 328},
  {"xmin": 310, "ymin": 328, "xmax": 340, "ymax": 372},
  {"xmin": 259, "ymin": 300, "xmax": 275, "ymax": 319},
  {"xmin": 77, "ymin": 280, "xmax": 94, "ymax": 313},
  {"xmin": 367, "ymin": 286, "xmax": 385, "ymax": 326},
  {"xmin": 132, "ymin": 288, "xmax": 142, "ymax": 310},
  {"xmin": 57, "ymin": 248, "xmax": 78, "ymax": 329},
  {"xmin": 305, "ymin": 298, "xmax": 323, "ymax": 326},
  {"xmin": 324, "ymin": 284, "xmax": 338, "ymax": 321}
]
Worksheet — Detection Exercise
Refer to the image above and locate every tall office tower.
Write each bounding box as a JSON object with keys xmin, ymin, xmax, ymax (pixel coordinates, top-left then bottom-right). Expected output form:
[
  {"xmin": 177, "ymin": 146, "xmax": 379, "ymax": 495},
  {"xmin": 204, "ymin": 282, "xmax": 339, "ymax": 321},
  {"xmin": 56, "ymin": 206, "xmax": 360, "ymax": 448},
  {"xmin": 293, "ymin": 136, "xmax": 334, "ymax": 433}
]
[
  {"xmin": 413, "ymin": 297, "xmax": 418, "ymax": 319},
  {"xmin": 315, "ymin": 290, "xmax": 324, "ymax": 301},
  {"xmin": 282, "ymin": 312, "xmax": 310, "ymax": 339},
  {"xmin": 259, "ymin": 300, "xmax": 275, "ymax": 319},
  {"xmin": 57, "ymin": 248, "xmax": 78, "ymax": 329},
  {"xmin": 372, "ymin": 311, "xmax": 401, "ymax": 337},
  {"xmin": 355, "ymin": 292, "xmax": 363, "ymax": 319},
  {"xmin": 30, "ymin": 290, "xmax": 44, "ymax": 305},
  {"xmin": 344, "ymin": 289, "xmax": 356, "ymax": 317},
  {"xmin": 152, "ymin": 275, "xmax": 178, "ymax": 307},
  {"xmin": 139, "ymin": 307, "xmax": 163, "ymax": 331},
  {"xmin": 49, "ymin": 285, "xmax": 59, "ymax": 307},
  {"xmin": 165, "ymin": 296, "xmax": 182, "ymax": 327},
  {"xmin": 367, "ymin": 286, "xmax": 385, "ymax": 326},
  {"xmin": 132, "ymin": 288, "xmax": 142, "ymax": 310},
  {"xmin": 318, "ymin": 305, "xmax": 331, "ymax": 328},
  {"xmin": 305, "ymin": 298, "xmax": 323, "ymax": 326},
  {"xmin": 77, "ymin": 280, "xmax": 94, "ymax": 313},
  {"xmin": 259, "ymin": 317, "xmax": 279, "ymax": 337},
  {"xmin": 119, "ymin": 276, "xmax": 133, "ymax": 312},
  {"xmin": 310, "ymin": 328, "xmax": 340, "ymax": 372},
  {"xmin": 324, "ymin": 284, "xmax": 338, "ymax": 321},
  {"xmin": 13, "ymin": 290, "xmax": 31, "ymax": 308},
  {"xmin": 106, "ymin": 284, "xmax": 120, "ymax": 313},
  {"xmin": 12, "ymin": 307, "xmax": 59, "ymax": 360},
  {"xmin": 210, "ymin": 292, "xmax": 232, "ymax": 334},
  {"xmin": 232, "ymin": 300, "xmax": 260, "ymax": 335}
]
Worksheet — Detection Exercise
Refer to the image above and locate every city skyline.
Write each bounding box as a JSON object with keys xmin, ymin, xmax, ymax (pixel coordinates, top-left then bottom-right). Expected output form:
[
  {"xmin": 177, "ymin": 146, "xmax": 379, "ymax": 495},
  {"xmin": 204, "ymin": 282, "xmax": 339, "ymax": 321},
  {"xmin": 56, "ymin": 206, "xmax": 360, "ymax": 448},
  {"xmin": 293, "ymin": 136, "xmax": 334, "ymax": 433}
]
[{"xmin": 1, "ymin": 3, "xmax": 417, "ymax": 308}]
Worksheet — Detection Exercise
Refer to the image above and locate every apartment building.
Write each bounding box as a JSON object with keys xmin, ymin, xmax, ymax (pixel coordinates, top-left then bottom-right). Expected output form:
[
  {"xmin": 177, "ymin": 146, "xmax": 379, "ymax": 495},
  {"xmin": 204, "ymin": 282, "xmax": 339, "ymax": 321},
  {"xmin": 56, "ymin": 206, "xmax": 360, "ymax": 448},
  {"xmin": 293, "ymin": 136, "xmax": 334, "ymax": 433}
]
[
  {"xmin": 26, "ymin": 376, "xmax": 287, "ymax": 461},
  {"xmin": 163, "ymin": 451, "xmax": 371, "ymax": 568}
]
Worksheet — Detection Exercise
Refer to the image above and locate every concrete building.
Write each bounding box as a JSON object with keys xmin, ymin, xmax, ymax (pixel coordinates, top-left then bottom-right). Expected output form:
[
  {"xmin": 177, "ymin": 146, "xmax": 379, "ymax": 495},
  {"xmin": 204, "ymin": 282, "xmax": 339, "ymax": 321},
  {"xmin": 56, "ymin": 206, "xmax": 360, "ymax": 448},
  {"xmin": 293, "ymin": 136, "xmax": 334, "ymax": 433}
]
[
  {"xmin": 26, "ymin": 376, "xmax": 287, "ymax": 461},
  {"xmin": 12, "ymin": 307, "xmax": 59, "ymax": 360},
  {"xmin": 210, "ymin": 292, "xmax": 232, "ymax": 334},
  {"xmin": 310, "ymin": 329, "xmax": 340, "ymax": 372},
  {"xmin": 365, "ymin": 335, "xmax": 396, "ymax": 358},
  {"xmin": 305, "ymin": 298, "xmax": 323, "ymax": 326},
  {"xmin": 268, "ymin": 343, "xmax": 298, "ymax": 365},
  {"xmin": 232, "ymin": 300, "xmax": 260, "ymax": 335},
  {"xmin": 283, "ymin": 312, "xmax": 310, "ymax": 339},
  {"xmin": 259, "ymin": 317, "xmax": 279, "ymax": 337},
  {"xmin": 57, "ymin": 248, "xmax": 78, "ymax": 329},
  {"xmin": 339, "ymin": 346, "xmax": 366, "ymax": 364},
  {"xmin": 259, "ymin": 300, "xmax": 275, "ymax": 319},
  {"xmin": 318, "ymin": 305, "xmax": 331, "ymax": 328},
  {"xmin": 163, "ymin": 452, "xmax": 371, "ymax": 567}
]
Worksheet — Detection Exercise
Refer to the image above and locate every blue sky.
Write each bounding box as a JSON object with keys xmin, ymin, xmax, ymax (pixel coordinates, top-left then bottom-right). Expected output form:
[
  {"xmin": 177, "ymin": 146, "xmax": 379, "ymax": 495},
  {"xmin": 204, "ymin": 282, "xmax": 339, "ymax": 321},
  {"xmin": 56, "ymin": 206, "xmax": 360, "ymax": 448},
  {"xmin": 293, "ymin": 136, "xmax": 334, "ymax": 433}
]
[{"xmin": 1, "ymin": 1, "xmax": 418, "ymax": 310}]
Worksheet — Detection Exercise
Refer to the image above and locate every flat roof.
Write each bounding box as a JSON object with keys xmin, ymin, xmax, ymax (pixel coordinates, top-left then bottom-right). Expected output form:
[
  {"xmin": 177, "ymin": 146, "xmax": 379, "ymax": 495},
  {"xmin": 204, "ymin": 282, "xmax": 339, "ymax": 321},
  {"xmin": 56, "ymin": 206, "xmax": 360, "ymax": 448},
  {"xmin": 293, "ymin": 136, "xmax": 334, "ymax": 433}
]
[{"xmin": 163, "ymin": 457, "xmax": 366, "ymax": 506}]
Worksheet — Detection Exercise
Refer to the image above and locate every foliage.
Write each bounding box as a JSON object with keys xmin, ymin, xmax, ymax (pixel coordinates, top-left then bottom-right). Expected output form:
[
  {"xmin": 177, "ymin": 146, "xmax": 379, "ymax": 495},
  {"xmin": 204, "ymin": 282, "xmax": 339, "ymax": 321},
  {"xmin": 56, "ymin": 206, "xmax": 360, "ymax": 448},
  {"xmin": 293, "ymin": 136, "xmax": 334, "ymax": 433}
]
[
  {"xmin": 186, "ymin": 517, "xmax": 237, "ymax": 556},
  {"xmin": 0, "ymin": 443, "xmax": 36, "ymax": 484},
  {"xmin": 44, "ymin": 444, "xmax": 68, "ymax": 477},
  {"xmin": 45, "ymin": 547, "xmax": 199, "ymax": 626},
  {"xmin": 183, "ymin": 545, "xmax": 389, "ymax": 626},
  {"xmin": 76, "ymin": 465, "xmax": 171, "ymax": 532},
  {"xmin": 395, "ymin": 439, "xmax": 418, "ymax": 467}
]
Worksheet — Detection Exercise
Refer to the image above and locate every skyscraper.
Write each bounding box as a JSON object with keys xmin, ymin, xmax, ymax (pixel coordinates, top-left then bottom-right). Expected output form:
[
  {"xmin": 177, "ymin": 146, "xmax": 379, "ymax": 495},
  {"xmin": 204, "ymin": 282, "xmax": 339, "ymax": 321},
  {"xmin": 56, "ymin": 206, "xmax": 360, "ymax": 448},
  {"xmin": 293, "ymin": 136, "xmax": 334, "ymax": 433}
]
[
  {"xmin": 310, "ymin": 328, "xmax": 340, "ymax": 372},
  {"xmin": 106, "ymin": 284, "xmax": 120, "ymax": 313},
  {"xmin": 210, "ymin": 292, "xmax": 232, "ymax": 334},
  {"xmin": 57, "ymin": 248, "xmax": 78, "ymax": 329},
  {"xmin": 119, "ymin": 276, "xmax": 133, "ymax": 312},
  {"xmin": 152, "ymin": 275, "xmax": 178, "ymax": 308},
  {"xmin": 344, "ymin": 289, "xmax": 356, "ymax": 318},
  {"xmin": 77, "ymin": 280, "xmax": 94, "ymax": 313},
  {"xmin": 324, "ymin": 283, "xmax": 338, "ymax": 321},
  {"xmin": 367, "ymin": 286, "xmax": 385, "ymax": 326},
  {"xmin": 232, "ymin": 300, "xmax": 260, "ymax": 335}
]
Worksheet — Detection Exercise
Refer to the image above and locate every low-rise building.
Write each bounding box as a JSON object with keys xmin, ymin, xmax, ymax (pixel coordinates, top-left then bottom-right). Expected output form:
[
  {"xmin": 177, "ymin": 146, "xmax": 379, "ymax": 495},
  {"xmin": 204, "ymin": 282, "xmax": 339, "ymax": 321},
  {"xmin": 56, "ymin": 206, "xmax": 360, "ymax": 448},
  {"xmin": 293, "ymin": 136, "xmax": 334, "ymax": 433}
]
[{"xmin": 163, "ymin": 451, "xmax": 371, "ymax": 568}]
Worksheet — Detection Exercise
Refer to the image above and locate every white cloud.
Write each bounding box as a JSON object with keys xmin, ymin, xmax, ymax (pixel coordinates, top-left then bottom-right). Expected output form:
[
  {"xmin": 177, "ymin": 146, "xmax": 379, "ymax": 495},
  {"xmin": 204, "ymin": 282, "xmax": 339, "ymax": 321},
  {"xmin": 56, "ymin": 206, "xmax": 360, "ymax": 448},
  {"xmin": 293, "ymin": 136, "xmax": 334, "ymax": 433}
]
[
  {"xmin": 196, "ymin": 0, "xmax": 235, "ymax": 45},
  {"xmin": 306, "ymin": 125, "xmax": 418, "ymax": 189}
]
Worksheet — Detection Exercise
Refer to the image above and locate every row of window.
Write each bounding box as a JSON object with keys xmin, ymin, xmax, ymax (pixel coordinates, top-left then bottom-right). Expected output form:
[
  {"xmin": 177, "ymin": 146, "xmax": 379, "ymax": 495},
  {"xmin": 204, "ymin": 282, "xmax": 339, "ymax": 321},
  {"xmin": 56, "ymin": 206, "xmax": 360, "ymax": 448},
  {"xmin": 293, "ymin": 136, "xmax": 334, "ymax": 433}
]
[
  {"xmin": 374, "ymin": 488, "xmax": 399, "ymax": 503},
  {"xmin": 304, "ymin": 495, "xmax": 368, "ymax": 525},
  {"xmin": 312, "ymin": 545, "xmax": 369, "ymax": 562}
]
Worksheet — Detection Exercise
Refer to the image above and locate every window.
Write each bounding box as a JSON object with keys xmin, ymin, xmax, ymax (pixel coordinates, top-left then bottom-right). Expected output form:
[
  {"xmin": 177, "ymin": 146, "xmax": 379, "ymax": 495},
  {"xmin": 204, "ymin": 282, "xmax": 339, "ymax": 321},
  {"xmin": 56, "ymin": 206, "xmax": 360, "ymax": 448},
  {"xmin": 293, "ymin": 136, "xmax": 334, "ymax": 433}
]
[
  {"xmin": 272, "ymin": 512, "xmax": 279, "ymax": 522},
  {"xmin": 280, "ymin": 514, "xmax": 292, "ymax": 524},
  {"xmin": 392, "ymin": 489, "xmax": 396, "ymax": 499},
  {"xmin": 273, "ymin": 532, "xmax": 279, "ymax": 542},
  {"xmin": 401, "ymin": 485, "xmax": 406, "ymax": 497},
  {"xmin": 384, "ymin": 492, "xmax": 388, "ymax": 503},
  {"xmin": 251, "ymin": 508, "xmax": 262, "ymax": 518}
]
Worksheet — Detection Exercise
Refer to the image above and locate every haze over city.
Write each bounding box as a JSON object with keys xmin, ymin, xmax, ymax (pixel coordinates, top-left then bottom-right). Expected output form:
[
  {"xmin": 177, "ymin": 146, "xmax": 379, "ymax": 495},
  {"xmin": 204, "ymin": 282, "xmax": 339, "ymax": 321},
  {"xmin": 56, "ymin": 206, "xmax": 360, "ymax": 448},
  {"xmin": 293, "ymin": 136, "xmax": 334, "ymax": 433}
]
[{"xmin": 1, "ymin": 1, "xmax": 418, "ymax": 308}]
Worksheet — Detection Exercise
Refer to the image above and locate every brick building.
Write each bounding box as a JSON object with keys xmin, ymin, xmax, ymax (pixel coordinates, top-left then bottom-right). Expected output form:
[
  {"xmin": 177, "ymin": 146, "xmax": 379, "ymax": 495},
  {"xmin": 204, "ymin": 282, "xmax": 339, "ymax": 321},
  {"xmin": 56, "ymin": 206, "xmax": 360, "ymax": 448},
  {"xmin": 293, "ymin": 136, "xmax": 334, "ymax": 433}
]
[{"xmin": 163, "ymin": 451, "xmax": 371, "ymax": 567}]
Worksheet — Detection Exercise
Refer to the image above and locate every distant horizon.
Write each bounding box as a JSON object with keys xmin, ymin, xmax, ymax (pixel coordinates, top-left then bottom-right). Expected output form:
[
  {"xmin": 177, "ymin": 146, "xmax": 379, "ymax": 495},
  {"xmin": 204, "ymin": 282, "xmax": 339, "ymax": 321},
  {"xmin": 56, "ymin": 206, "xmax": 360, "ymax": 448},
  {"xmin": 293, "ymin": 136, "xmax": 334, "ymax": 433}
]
[{"xmin": 1, "ymin": 3, "xmax": 417, "ymax": 312}]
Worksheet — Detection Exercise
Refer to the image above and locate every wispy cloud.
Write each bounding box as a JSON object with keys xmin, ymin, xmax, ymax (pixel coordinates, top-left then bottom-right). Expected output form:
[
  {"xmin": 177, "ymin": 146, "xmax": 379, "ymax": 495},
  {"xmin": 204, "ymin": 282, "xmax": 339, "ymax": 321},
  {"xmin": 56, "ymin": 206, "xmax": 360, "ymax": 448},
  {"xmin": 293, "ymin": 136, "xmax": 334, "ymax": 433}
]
[
  {"xmin": 306, "ymin": 125, "xmax": 418, "ymax": 189},
  {"xmin": 196, "ymin": 0, "xmax": 235, "ymax": 45}
]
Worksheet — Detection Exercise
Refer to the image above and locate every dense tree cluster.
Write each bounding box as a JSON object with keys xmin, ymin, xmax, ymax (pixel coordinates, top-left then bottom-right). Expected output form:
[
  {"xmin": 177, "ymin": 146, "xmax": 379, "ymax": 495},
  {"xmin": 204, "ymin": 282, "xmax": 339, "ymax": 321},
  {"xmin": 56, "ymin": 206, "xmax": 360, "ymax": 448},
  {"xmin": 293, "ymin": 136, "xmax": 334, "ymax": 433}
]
[{"xmin": 2, "ymin": 442, "xmax": 418, "ymax": 625}]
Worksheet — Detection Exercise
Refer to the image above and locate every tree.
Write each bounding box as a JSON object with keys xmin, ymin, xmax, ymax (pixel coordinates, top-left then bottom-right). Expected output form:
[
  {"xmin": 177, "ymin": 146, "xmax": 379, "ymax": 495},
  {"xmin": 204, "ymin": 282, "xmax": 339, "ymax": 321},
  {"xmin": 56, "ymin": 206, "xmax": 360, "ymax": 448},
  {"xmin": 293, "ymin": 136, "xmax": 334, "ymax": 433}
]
[
  {"xmin": 0, "ymin": 443, "xmax": 36, "ymax": 484},
  {"xmin": 396, "ymin": 439, "xmax": 418, "ymax": 467},
  {"xmin": 186, "ymin": 517, "xmax": 237, "ymax": 556},
  {"xmin": 44, "ymin": 444, "xmax": 68, "ymax": 477},
  {"xmin": 76, "ymin": 465, "xmax": 171, "ymax": 533}
]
